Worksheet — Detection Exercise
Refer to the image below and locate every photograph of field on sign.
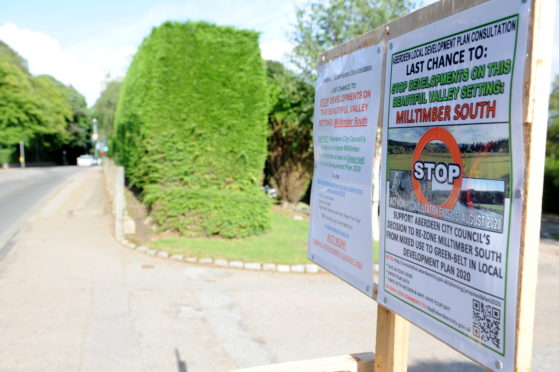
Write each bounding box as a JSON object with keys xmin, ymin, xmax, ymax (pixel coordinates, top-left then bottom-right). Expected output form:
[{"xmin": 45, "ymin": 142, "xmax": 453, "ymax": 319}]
[{"xmin": 387, "ymin": 124, "xmax": 508, "ymax": 232}]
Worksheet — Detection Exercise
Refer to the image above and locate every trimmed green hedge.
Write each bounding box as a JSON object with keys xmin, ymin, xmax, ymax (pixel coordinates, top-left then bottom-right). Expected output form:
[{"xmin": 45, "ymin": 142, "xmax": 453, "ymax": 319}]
[
  {"xmin": 114, "ymin": 21, "xmax": 270, "ymax": 237},
  {"xmin": 144, "ymin": 185, "xmax": 271, "ymax": 238}
]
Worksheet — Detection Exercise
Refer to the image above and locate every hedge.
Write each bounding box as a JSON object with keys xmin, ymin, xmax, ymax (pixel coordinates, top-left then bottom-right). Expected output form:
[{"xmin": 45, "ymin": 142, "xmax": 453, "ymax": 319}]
[{"xmin": 114, "ymin": 21, "xmax": 270, "ymax": 237}]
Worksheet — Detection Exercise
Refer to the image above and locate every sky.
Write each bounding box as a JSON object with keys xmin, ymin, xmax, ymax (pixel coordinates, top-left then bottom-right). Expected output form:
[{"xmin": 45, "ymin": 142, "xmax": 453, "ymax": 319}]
[
  {"xmin": 0, "ymin": 0, "xmax": 313, "ymax": 106},
  {"xmin": 0, "ymin": 0, "xmax": 558, "ymax": 107}
]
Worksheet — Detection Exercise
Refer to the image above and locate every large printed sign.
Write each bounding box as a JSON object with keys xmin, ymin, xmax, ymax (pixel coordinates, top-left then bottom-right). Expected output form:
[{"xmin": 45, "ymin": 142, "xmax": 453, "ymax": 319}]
[
  {"xmin": 308, "ymin": 45, "xmax": 382, "ymax": 296},
  {"xmin": 378, "ymin": 1, "xmax": 530, "ymax": 370}
]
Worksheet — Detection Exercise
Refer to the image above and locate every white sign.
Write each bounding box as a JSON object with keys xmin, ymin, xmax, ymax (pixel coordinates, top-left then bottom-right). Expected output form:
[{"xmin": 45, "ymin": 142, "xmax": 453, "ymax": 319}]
[
  {"xmin": 308, "ymin": 45, "xmax": 382, "ymax": 296},
  {"xmin": 378, "ymin": 1, "xmax": 530, "ymax": 370}
]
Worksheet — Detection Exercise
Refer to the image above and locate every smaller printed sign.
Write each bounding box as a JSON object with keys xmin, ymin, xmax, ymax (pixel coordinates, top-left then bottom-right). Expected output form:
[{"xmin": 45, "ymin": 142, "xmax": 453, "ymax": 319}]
[{"xmin": 308, "ymin": 45, "xmax": 383, "ymax": 296}]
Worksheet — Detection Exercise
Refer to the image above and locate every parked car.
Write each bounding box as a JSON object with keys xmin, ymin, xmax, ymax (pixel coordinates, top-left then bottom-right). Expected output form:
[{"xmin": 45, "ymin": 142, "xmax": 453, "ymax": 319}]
[{"xmin": 77, "ymin": 155, "xmax": 98, "ymax": 166}]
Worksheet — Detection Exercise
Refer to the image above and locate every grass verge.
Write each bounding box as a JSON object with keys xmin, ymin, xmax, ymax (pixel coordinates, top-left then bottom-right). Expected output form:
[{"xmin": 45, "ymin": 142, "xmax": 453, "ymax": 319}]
[
  {"xmin": 149, "ymin": 210, "xmax": 310, "ymax": 265},
  {"xmin": 149, "ymin": 208, "xmax": 380, "ymax": 265}
]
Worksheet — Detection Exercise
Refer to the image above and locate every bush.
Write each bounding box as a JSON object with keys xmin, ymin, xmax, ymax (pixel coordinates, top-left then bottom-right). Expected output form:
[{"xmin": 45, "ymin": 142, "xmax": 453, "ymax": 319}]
[
  {"xmin": 543, "ymin": 157, "xmax": 559, "ymax": 215},
  {"xmin": 114, "ymin": 21, "xmax": 270, "ymax": 237},
  {"xmin": 265, "ymin": 61, "xmax": 314, "ymax": 204}
]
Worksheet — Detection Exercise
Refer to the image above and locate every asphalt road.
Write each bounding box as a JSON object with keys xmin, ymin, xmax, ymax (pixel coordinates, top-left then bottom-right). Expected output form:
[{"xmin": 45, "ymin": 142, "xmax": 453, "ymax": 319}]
[{"xmin": 0, "ymin": 166, "xmax": 85, "ymax": 258}]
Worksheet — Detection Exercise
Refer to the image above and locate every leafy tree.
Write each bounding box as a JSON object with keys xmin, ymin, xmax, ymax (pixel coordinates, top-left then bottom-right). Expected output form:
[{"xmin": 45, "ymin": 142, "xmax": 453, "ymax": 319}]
[
  {"xmin": 547, "ymin": 76, "xmax": 559, "ymax": 159},
  {"xmin": 0, "ymin": 40, "xmax": 28, "ymax": 73},
  {"xmin": 543, "ymin": 76, "xmax": 559, "ymax": 214},
  {"xmin": 62, "ymin": 84, "xmax": 91, "ymax": 149},
  {"xmin": 0, "ymin": 56, "xmax": 39, "ymax": 146},
  {"xmin": 92, "ymin": 78, "xmax": 122, "ymax": 142},
  {"xmin": 0, "ymin": 41, "xmax": 90, "ymax": 164},
  {"xmin": 265, "ymin": 61, "xmax": 314, "ymax": 204},
  {"xmin": 289, "ymin": 0, "xmax": 416, "ymax": 81},
  {"xmin": 31, "ymin": 75, "xmax": 73, "ymax": 141}
]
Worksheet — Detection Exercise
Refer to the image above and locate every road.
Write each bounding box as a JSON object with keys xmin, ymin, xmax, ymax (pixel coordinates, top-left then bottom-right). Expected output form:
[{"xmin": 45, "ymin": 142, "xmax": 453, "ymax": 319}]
[
  {"xmin": 0, "ymin": 167, "xmax": 85, "ymax": 259},
  {"xmin": 0, "ymin": 167, "xmax": 557, "ymax": 371}
]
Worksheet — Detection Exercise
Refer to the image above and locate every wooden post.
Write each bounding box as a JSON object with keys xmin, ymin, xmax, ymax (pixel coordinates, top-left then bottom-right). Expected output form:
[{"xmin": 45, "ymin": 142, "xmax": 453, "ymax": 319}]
[
  {"xmin": 226, "ymin": 352, "xmax": 375, "ymax": 372},
  {"xmin": 375, "ymin": 305, "xmax": 409, "ymax": 372},
  {"xmin": 515, "ymin": 0, "xmax": 555, "ymax": 371}
]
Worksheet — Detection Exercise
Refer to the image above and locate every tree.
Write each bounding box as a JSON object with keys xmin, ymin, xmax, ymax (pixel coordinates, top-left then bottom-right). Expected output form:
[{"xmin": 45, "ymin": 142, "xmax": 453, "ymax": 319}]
[
  {"xmin": 92, "ymin": 78, "xmax": 122, "ymax": 142},
  {"xmin": 265, "ymin": 61, "xmax": 314, "ymax": 204},
  {"xmin": 0, "ymin": 41, "xmax": 90, "ymax": 164},
  {"xmin": 543, "ymin": 76, "xmax": 559, "ymax": 214},
  {"xmin": 547, "ymin": 76, "xmax": 559, "ymax": 159},
  {"xmin": 62, "ymin": 84, "xmax": 91, "ymax": 150},
  {"xmin": 289, "ymin": 0, "xmax": 416, "ymax": 81},
  {"xmin": 31, "ymin": 75, "xmax": 73, "ymax": 142},
  {"xmin": 0, "ymin": 56, "xmax": 39, "ymax": 146},
  {"xmin": 0, "ymin": 40, "xmax": 28, "ymax": 73}
]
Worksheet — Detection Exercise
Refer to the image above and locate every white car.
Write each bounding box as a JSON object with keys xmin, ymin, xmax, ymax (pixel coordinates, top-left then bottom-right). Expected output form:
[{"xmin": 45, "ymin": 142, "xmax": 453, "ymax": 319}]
[{"xmin": 77, "ymin": 155, "xmax": 97, "ymax": 166}]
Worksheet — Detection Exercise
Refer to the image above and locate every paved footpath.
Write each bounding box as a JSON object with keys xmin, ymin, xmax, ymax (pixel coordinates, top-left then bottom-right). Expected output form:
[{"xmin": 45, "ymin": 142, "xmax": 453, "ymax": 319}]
[{"xmin": 0, "ymin": 167, "xmax": 557, "ymax": 371}]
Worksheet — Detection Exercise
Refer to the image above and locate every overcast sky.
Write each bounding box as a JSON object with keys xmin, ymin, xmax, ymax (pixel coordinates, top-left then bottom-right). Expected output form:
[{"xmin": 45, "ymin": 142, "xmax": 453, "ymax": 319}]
[{"xmin": 0, "ymin": 0, "xmax": 557, "ymax": 107}]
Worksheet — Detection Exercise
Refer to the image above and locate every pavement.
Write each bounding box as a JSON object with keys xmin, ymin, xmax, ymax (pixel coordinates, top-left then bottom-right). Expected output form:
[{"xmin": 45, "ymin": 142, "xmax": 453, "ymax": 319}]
[{"xmin": 0, "ymin": 167, "xmax": 557, "ymax": 372}]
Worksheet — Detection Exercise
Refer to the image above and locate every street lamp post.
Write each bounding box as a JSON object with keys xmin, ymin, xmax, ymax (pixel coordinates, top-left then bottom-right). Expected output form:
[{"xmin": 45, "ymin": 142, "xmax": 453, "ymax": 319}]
[
  {"xmin": 92, "ymin": 118, "xmax": 99, "ymax": 158},
  {"xmin": 19, "ymin": 141, "xmax": 25, "ymax": 168}
]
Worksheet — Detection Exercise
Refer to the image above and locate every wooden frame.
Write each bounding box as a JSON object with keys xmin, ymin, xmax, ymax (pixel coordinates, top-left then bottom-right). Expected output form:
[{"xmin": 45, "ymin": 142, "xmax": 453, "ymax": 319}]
[
  {"xmin": 316, "ymin": 0, "xmax": 553, "ymax": 371},
  {"xmin": 226, "ymin": 353, "xmax": 375, "ymax": 372},
  {"xmin": 515, "ymin": 0, "xmax": 554, "ymax": 370}
]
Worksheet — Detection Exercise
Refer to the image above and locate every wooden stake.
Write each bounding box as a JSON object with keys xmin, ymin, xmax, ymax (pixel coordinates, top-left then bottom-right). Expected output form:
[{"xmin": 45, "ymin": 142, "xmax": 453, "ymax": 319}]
[
  {"xmin": 375, "ymin": 305, "xmax": 409, "ymax": 372},
  {"xmin": 515, "ymin": 0, "xmax": 555, "ymax": 371}
]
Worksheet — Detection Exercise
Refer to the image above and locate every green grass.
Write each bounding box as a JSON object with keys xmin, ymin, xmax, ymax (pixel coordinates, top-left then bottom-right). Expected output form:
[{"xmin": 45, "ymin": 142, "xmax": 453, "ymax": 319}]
[
  {"xmin": 149, "ymin": 209, "xmax": 380, "ymax": 265},
  {"xmin": 149, "ymin": 210, "xmax": 310, "ymax": 264}
]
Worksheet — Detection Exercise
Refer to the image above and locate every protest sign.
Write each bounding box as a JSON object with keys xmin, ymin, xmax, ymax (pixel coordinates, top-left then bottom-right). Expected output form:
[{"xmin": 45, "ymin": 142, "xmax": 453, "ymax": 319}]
[
  {"xmin": 308, "ymin": 45, "xmax": 382, "ymax": 296},
  {"xmin": 377, "ymin": 1, "xmax": 539, "ymax": 370}
]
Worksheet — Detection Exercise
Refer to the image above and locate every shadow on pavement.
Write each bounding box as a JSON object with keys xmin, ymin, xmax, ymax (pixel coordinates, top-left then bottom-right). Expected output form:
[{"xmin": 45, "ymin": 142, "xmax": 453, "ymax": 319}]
[
  {"xmin": 541, "ymin": 215, "xmax": 559, "ymax": 240},
  {"xmin": 175, "ymin": 348, "xmax": 188, "ymax": 372}
]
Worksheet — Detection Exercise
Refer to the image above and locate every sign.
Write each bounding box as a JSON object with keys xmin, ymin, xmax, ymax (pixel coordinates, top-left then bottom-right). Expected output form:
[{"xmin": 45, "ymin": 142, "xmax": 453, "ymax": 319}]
[
  {"xmin": 308, "ymin": 45, "xmax": 382, "ymax": 296},
  {"xmin": 378, "ymin": 1, "xmax": 531, "ymax": 370}
]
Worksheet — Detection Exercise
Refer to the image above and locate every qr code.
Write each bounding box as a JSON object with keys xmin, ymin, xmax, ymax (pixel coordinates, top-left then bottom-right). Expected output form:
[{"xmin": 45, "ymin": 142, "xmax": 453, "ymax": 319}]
[{"xmin": 472, "ymin": 299, "xmax": 501, "ymax": 348}]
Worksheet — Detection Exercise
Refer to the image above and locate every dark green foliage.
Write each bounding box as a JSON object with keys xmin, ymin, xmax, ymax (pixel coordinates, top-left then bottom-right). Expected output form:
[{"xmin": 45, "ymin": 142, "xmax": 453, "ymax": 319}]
[
  {"xmin": 62, "ymin": 84, "xmax": 91, "ymax": 149},
  {"xmin": 544, "ymin": 77, "xmax": 559, "ymax": 214},
  {"xmin": 114, "ymin": 21, "xmax": 270, "ymax": 237},
  {"xmin": 548, "ymin": 76, "xmax": 559, "ymax": 159},
  {"xmin": 543, "ymin": 158, "xmax": 559, "ymax": 215},
  {"xmin": 265, "ymin": 61, "xmax": 314, "ymax": 203}
]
